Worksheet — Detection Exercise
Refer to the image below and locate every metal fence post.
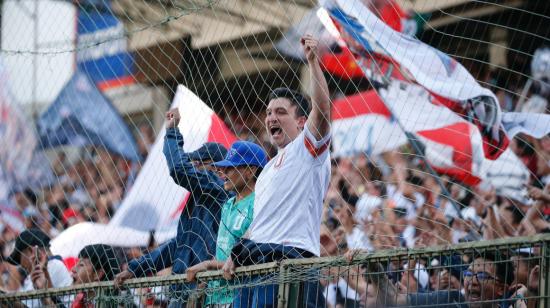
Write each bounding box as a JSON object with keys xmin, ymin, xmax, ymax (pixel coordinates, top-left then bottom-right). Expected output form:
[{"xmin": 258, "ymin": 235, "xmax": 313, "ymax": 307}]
[
  {"xmin": 277, "ymin": 263, "xmax": 289, "ymax": 308},
  {"xmin": 542, "ymin": 241, "xmax": 550, "ymax": 308},
  {"xmin": 3, "ymin": 235, "xmax": 550, "ymax": 307},
  {"xmin": 278, "ymin": 263, "xmax": 303, "ymax": 308},
  {"xmin": 96, "ymin": 286, "xmax": 104, "ymax": 308}
]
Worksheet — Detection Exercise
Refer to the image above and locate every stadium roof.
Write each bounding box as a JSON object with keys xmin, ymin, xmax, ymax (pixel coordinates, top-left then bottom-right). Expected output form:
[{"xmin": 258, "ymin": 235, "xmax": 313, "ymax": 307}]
[
  {"xmin": 112, "ymin": 0, "xmax": 309, "ymax": 50},
  {"xmin": 113, "ymin": 0, "xmax": 526, "ymax": 52}
]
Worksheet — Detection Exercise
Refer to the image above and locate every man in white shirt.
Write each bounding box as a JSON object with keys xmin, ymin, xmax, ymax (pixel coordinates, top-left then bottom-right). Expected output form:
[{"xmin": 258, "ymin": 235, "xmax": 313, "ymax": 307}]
[
  {"xmin": 223, "ymin": 34, "xmax": 331, "ymax": 308},
  {"xmin": 6, "ymin": 228, "xmax": 72, "ymax": 307}
]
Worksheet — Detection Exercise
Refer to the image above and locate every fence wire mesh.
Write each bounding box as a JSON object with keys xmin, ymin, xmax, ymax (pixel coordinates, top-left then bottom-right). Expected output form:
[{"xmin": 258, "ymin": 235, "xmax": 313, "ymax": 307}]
[
  {"xmin": 0, "ymin": 1, "xmax": 550, "ymax": 308},
  {"xmin": 1, "ymin": 234, "xmax": 549, "ymax": 307}
]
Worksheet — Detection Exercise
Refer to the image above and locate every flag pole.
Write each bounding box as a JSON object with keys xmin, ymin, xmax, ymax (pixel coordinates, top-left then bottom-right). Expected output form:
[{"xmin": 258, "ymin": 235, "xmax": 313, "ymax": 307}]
[
  {"xmin": 514, "ymin": 78, "xmax": 533, "ymax": 112},
  {"xmin": 32, "ymin": 0, "xmax": 38, "ymax": 121}
]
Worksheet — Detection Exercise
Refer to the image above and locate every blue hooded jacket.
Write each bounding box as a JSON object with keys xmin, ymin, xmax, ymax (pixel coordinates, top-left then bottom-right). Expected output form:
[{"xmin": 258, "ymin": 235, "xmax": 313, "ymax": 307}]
[{"xmin": 127, "ymin": 128, "xmax": 230, "ymax": 281}]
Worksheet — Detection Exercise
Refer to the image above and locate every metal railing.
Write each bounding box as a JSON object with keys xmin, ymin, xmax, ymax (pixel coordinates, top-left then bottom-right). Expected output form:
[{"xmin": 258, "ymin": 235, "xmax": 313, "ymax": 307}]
[{"xmin": 2, "ymin": 234, "xmax": 550, "ymax": 307}]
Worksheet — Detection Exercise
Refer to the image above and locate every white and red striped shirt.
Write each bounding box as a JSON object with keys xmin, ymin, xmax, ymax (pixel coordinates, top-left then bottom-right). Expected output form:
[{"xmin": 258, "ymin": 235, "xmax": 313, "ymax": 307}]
[{"xmin": 248, "ymin": 126, "xmax": 331, "ymax": 256}]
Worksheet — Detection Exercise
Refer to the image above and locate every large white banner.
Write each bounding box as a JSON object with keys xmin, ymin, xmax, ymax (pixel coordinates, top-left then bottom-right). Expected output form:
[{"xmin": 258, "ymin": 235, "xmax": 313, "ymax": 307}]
[{"xmin": 51, "ymin": 85, "xmax": 236, "ymax": 258}]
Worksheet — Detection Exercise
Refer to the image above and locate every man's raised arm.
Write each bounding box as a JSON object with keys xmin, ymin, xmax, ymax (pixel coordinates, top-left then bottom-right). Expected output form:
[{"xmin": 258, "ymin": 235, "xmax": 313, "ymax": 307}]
[
  {"xmin": 303, "ymin": 34, "xmax": 331, "ymax": 140},
  {"xmin": 163, "ymin": 108, "xmax": 224, "ymax": 196}
]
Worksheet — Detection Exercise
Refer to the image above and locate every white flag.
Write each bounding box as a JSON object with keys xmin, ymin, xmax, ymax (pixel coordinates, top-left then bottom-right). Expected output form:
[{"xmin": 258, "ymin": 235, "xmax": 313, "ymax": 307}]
[
  {"xmin": 51, "ymin": 85, "xmax": 236, "ymax": 259},
  {"xmin": 109, "ymin": 85, "xmax": 236, "ymax": 233}
]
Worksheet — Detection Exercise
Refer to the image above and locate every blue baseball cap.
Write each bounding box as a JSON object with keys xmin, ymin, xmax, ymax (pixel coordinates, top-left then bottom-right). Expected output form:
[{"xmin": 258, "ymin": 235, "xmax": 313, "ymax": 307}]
[
  {"xmin": 211, "ymin": 141, "xmax": 268, "ymax": 168},
  {"xmin": 188, "ymin": 142, "xmax": 227, "ymax": 162}
]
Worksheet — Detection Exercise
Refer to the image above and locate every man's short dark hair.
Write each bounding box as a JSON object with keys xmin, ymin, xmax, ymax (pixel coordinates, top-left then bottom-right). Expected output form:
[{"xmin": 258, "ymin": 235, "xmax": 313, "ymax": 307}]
[
  {"xmin": 474, "ymin": 251, "xmax": 515, "ymax": 285},
  {"xmin": 268, "ymin": 88, "xmax": 311, "ymax": 118},
  {"xmin": 79, "ymin": 244, "xmax": 121, "ymax": 281},
  {"xmin": 254, "ymin": 167, "xmax": 263, "ymax": 180}
]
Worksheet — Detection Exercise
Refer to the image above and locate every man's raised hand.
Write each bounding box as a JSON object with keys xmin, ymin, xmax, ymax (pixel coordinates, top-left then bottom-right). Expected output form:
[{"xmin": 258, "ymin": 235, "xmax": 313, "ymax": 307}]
[
  {"xmin": 166, "ymin": 108, "xmax": 181, "ymax": 128},
  {"xmin": 301, "ymin": 34, "xmax": 319, "ymax": 63},
  {"xmin": 222, "ymin": 257, "xmax": 235, "ymax": 280},
  {"xmin": 114, "ymin": 270, "xmax": 135, "ymax": 288}
]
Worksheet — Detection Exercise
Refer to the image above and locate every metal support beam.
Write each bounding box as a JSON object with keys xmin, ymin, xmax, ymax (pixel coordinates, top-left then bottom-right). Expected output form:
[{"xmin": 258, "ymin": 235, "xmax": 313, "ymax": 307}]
[{"xmin": 426, "ymin": 0, "xmax": 524, "ymax": 29}]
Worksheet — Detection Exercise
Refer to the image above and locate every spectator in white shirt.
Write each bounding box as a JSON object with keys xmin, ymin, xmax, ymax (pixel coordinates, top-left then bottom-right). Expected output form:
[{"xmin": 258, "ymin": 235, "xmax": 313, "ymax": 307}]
[{"xmin": 223, "ymin": 34, "xmax": 331, "ymax": 308}]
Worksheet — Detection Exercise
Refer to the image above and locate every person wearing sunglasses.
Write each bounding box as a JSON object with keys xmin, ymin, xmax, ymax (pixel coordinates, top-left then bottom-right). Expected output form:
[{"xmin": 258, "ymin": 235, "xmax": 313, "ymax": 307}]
[
  {"xmin": 413, "ymin": 251, "xmax": 517, "ymax": 307},
  {"xmin": 362, "ymin": 251, "xmax": 522, "ymax": 307},
  {"xmin": 462, "ymin": 252, "xmax": 519, "ymax": 308},
  {"xmin": 185, "ymin": 141, "xmax": 267, "ymax": 308}
]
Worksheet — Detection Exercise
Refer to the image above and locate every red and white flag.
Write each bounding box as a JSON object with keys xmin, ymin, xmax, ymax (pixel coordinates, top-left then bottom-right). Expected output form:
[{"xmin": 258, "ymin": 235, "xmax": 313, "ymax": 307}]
[
  {"xmin": 332, "ymin": 82, "xmax": 539, "ymax": 191},
  {"xmin": 320, "ymin": 0, "xmax": 513, "ymax": 160},
  {"xmin": 51, "ymin": 85, "xmax": 236, "ymax": 259},
  {"xmin": 319, "ymin": 0, "xmax": 413, "ymax": 80},
  {"xmin": 331, "ymin": 90, "xmax": 406, "ymax": 157},
  {"xmin": 321, "ymin": 0, "xmax": 497, "ymax": 104},
  {"xmin": 332, "ymin": 83, "xmax": 485, "ymax": 186}
]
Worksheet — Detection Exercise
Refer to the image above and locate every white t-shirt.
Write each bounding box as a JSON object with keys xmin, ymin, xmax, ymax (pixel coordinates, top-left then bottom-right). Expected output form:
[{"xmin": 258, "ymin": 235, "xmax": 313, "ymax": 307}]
[
  {"xmin": 345, "ymin": 227, "xmax": 373, "ymax": 252},
  {"xmin": 324, "ymin": 278, "xmax": 360, "ymax": 306},
  {"xmin": 20, "ymin": 258, "xmax": 73, "ymax": 307},
  {"xmin": 248, "ymin": 126, "xmax": 331, "ymax": 256},
  {"xmin": 354, "ymin": 193, "xmax": 382, "ymax": 222}
]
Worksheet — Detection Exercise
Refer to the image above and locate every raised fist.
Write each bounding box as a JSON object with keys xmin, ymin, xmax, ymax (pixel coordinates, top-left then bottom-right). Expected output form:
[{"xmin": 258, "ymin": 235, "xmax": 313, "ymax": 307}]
[
  {"xmin": 166, "ymin": 108, "xmax": 181, "ymax": 128},
  {"xmin": 301, "ymin": 34, "xmax": 319, "ymax": 62}
]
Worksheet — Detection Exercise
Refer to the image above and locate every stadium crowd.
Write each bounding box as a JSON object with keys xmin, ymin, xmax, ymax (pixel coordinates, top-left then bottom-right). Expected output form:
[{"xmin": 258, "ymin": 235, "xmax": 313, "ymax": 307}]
[
  {"xmin": 0, "ymin": 123, "xmax": 154, "ymax": 292},
  {"xmin": 1, "ymin": 35, "xmax": 550, "ymax": 308}
]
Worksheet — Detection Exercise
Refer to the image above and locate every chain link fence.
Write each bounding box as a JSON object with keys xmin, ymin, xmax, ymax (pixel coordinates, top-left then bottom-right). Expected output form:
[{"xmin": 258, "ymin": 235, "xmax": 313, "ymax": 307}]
[{"xmin": 2, "ymin": 234, "xmax": 550, "ymax": 307}]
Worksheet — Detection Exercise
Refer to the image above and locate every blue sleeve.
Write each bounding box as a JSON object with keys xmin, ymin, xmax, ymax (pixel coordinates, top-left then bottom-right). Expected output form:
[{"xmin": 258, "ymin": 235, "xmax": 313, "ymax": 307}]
[
  {"xmin": 127, "ymin": 238, "xmax": 176, "ymax": 277},
  {"xmin": 163, "ymin": 128, "xmax": 225, "ymax": 197}
]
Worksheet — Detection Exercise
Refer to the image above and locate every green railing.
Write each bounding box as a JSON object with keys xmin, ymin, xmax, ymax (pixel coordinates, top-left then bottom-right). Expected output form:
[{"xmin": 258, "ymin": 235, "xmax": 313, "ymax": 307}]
[{"xmin": 2, "ymin": 234, "xmax": 550, "ymax": 307}]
